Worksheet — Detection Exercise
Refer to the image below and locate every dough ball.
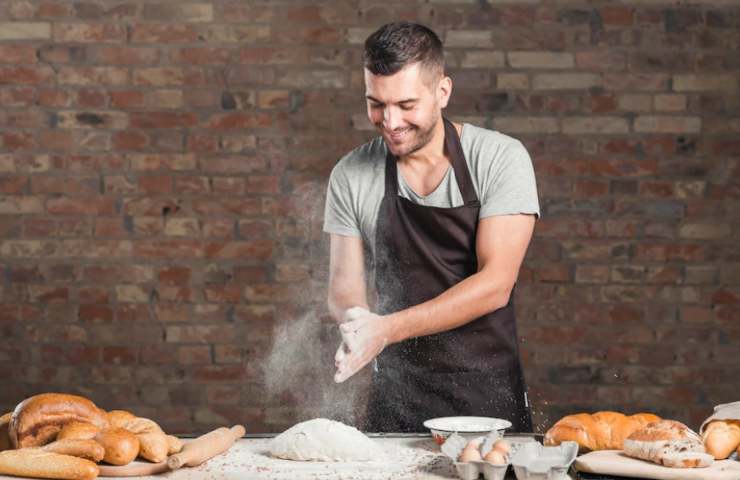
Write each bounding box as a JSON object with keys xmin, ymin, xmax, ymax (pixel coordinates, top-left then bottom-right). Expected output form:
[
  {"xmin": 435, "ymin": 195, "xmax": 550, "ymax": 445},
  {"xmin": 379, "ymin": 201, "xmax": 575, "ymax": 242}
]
[{"xmin": 269, "ymin": 418, "xmax": 384, "ymax": 462}]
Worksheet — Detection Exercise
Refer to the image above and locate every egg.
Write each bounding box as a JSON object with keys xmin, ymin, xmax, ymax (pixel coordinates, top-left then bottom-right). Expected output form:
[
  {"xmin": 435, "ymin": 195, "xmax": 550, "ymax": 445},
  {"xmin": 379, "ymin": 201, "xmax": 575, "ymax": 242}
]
[
  {"xmin": 483, "ymin": 449, "xmax": 507, "ymax": 465},
  {"xmin": 459, "ymin": 444, "xmax": 482, "ymax": 462},
  {"xmin": 492, "ymin": 439, "xmax": 511, "ymax": 455}
]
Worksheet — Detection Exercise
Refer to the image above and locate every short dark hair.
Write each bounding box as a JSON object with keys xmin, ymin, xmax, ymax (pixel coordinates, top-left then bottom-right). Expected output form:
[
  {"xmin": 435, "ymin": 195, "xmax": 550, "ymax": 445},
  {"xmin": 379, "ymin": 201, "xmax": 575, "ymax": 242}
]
[{"xmin": 364, "ymin": 22, "xmax": 444, "ymax": 78}]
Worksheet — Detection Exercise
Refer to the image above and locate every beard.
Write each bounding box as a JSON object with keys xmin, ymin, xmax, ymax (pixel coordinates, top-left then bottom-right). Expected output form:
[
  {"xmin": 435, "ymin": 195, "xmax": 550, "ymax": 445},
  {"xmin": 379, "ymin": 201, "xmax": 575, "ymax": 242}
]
[{"xmin": 379, "ymin": 114, "xmax": 439, "ymax": 158}]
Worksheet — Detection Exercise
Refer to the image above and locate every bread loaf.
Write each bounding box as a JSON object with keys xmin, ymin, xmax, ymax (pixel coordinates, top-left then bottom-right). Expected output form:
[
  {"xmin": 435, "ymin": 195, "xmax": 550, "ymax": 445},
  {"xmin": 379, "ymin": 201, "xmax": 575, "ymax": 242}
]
[
  {"xmin": 121, "ymin": 418, "xmax": 168, "ymax": 463},
  {"xmin": 702, "ymin": 420, "xmax": 740, "ymax": 460},
  {"xmin": 57, "ymin": 422, "xmax": 100, "ymax": 441},
  {"xmin": 0, "ymin": 448, "xmax": 99, "ymax": 480},
  {"xmin": 166, "ymin": 434, "xmax": 184, "ymax": 455},
  {"xmin": 623, "ymin": 420, "xmax": 713, "ymax": 468},
  {"xmin": 9, "ymin": 393, "xmax": 109, "ymax": 448},
  {"xmin": 42, "ymin": 439, "xmax": 105, "ymax": 462},
  {"xmin": 544, "ymin": 411, "xmax": 661, "ymax": 451},
  {"xmin": 0, "ymin": 413, "xmax": 11, "ymax": 452},
  {"xmin": 106, "ymin": 410, "xmax": 136, "ymax": 429},
  {"xmin": 95, "ymin": 427, "xmax": 140, "ymax": 466}
]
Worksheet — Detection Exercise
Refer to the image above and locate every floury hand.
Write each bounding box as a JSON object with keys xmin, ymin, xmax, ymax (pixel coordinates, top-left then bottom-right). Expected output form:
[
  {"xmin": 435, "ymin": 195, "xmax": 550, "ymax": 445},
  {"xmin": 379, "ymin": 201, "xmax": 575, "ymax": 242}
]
[{"xmin": 334, "ymin": 307, "xmax": 390, "ymax": 383}]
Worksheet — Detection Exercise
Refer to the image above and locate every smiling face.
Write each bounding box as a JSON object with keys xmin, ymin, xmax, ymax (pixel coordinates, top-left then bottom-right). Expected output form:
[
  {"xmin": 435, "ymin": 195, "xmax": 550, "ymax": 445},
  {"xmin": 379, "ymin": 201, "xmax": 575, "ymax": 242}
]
[{"xmin": 364, "ymin": 62, "xmax": 451, "ymax": 158}]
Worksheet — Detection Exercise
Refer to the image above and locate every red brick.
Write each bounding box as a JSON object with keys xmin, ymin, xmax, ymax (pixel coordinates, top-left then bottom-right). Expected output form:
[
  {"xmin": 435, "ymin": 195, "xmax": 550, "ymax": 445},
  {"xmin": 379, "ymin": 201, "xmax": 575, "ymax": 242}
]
[
  {"xmin": 41, "ymin": 345, "xmax": 99, "ymax": 364},
  {"xmin": 158, "ymin": 266, "xmax": 192, "ymax": 285},
  {"xmin": 179, "ymin": 346, "xmax": 212, "ymax": 365},
  {"xmin": 79, "ymin": 287, "xmax": 110, "ymax": 303},
  {"xmin": 135, "ymin": 240, "xmax": 203, "ymax": 259},
  {"xmin": 192, "ymin": 365, "xmax": 246, "ymax": 382},
  {"xmin": 102, "ymin": 346, "xmax": 137, "ymax": 364},
  {"xmin": 205, "ymin": 112, "xmax": 272, "ymax": 130},
  {"xmin": 46, "ymin": 196, "xmax": 116, "ymax": 215},
  {"xmin": 204, "ymin": 240, "xmax": 273, "ymax": 260},
  {"xmin": 130, "ymin": 112, "xmax": 198, "ymax": 129},
  {"xmin": 130, "ymin": 24, "xmax": 198, "ymax": 43},
  {"xmin": 79, "ymin": 304, "xmax": 114, "ymax": 322},
  {"xmin": 138, "ymin": 175, "xmax": 172, "ymax": 194},
  {"xmin": 110, "ymin": 90, "xmax": 145, "ymax": 108},
  {"xmin": 0, "ymin": 45, "xmax": 37, "ymax": 64},
  {"xmin": 204, "ymin": 285, "xmax": 242, "ymax": 303},
  {"xmin": 0, "ymin": 66, "xmax": 55, "ymax": 85}
]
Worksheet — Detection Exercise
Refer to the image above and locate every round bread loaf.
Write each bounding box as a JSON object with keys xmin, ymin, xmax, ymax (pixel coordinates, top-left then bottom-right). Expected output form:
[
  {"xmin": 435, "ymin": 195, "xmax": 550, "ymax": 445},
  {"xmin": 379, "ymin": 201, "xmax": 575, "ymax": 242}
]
[
  {"xmin": 95, "ymin": 427, "xmax": 140, "ymax": 466},
  {"xmin": 106, "ymin": 410, "xmax": 136, "ymax": 429},
  {"xmin": 9, "ymin": 393, "xmax": 109, "ymax": 448}
]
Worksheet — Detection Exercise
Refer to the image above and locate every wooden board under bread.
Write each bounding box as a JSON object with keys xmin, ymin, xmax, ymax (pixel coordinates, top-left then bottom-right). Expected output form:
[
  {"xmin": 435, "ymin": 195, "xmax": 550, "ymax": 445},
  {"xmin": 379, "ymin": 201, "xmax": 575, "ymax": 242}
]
[
  {"xmin": 575, "ymin": 450, "xmax": 740, "ymax": 480},
  {"xmin": 98, "ymin": 460, "xmax": 168, "ymax": 477}
]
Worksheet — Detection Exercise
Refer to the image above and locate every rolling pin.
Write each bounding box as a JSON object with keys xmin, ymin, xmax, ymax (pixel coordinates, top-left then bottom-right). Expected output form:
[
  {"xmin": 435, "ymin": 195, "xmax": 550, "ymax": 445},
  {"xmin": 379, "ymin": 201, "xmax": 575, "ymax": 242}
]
[{"xmin": 167, "ymin": 424, "xmax": 245, "ymax": 470}]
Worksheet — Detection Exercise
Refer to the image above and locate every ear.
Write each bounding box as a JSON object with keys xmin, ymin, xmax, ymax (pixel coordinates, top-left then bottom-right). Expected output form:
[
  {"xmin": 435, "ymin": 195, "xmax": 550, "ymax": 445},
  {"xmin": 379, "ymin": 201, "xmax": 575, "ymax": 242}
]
[{"xmin": 437, "ymin": 75, "xmax": 452, "ymax": 109}]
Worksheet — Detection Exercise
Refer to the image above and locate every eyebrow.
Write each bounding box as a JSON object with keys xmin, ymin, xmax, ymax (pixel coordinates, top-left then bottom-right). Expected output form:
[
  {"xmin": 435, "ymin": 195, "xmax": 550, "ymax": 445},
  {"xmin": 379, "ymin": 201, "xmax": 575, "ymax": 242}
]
[{"xmin": 365, "ymin": 95, "xmax": 418, "ymax": 104}]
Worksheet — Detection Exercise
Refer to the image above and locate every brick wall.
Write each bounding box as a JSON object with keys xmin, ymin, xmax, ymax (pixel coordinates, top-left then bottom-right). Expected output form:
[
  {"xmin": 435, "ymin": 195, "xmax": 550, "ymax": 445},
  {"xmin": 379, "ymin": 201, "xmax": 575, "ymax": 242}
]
[{"xmin": 0, "ymin": 1, "xmax": 738, "ymax": 434}]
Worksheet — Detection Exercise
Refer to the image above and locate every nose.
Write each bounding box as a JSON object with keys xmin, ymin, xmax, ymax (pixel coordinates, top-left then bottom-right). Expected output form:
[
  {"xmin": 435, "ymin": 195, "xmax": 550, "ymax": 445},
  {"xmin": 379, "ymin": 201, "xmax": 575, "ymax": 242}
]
[{"xmin": 382, "ymin": 106, "xmax": 401, "ymax": 131}]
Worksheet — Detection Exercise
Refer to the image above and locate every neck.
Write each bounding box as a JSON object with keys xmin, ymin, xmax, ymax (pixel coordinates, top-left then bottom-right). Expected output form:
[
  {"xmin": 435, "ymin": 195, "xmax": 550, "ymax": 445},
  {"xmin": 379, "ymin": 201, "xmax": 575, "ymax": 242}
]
[{"xmin": 399, "ymin": 118, "xmax": 446, "ymax": 166}]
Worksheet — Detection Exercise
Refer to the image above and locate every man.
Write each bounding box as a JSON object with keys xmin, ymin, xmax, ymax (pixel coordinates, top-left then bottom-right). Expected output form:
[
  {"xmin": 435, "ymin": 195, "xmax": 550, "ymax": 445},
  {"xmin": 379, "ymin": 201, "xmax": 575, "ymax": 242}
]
[{"xmin": 323, "ymin": 22, "xmax": 540, "ymax": 433}]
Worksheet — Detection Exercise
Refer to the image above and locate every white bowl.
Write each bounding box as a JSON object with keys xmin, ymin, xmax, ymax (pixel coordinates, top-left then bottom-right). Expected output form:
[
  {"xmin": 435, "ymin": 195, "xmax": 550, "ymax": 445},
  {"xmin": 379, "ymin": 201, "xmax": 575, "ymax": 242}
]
[{"xmin": 424, "ymin": 416, "xmax": 512, "ymax": 445}]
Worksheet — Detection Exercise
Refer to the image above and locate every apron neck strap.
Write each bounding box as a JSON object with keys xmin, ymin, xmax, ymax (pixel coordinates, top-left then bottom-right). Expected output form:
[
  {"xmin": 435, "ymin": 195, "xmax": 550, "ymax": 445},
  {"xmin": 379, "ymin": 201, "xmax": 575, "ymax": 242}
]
[
  {"xmin": 384, "ymin": 117, "xmax": 478, "ymax": 204},
  {"xmin": 443, "ymin": 117, "xmax": 478, "ymax": 204}
]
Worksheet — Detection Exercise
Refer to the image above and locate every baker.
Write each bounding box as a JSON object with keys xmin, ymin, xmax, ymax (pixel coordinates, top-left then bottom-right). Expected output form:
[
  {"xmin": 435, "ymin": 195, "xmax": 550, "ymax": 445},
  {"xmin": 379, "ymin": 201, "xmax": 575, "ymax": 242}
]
[{"xmin": 324, "ymin": 22, "xmax": 540, "ymax": 433}]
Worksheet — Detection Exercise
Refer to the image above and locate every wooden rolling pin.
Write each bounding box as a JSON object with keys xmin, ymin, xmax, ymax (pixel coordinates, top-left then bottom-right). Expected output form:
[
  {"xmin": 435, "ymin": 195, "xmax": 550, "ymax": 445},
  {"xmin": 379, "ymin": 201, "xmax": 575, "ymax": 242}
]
[{"xmin": 167, "ymin": 425, "xmax": 245, "ymax": 470}]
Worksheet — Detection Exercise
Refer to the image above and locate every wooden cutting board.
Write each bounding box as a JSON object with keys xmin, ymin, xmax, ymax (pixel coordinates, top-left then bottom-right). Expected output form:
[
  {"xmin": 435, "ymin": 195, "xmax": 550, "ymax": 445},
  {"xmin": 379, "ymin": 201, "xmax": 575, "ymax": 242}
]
[{"xmin": 575, "ymin": 450, "xmax": 740, "ymax": 480}]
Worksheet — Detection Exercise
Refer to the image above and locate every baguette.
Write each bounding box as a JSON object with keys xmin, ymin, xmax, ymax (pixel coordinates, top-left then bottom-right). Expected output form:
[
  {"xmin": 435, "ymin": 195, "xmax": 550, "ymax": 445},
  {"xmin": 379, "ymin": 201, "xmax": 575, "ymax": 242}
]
[
  {"xmin": 624, "ymin": 419, "xmax": 713, "ymax": 468},
  {"xmin": 42, "ymin": 439, "xmax": 105, "ymax": 462},
  {"xmin": 544, "ymin": 411, "xmax": 661, "ymax": 451},
  {"xmin": 10, "ymin": 393, "xmax": 109, "ymax": 448},
  {"xmin": 120, "ymin": 418, "xmax": 168, "ymax": 463},
  {"xmin": 0, "ymin": 412, "xmax": 10, "ymax": 452},
  {"xmin": 702, "ymin": 419, "xmax": 740, "ymax": 460},
  {"xmin": 94, "ymin": 428, "xmax": 139, "ymax": 466},
  {"xmin": 0, "ymin": 448, "xmax": 99, "ymax": 480}
]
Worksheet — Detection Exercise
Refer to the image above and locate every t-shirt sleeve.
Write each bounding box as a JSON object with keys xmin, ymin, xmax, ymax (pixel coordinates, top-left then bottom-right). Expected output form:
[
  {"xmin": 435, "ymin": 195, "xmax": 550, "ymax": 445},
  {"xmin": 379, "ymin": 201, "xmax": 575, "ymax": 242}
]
[
  {"xmin": 479, "ymin": 139, "xmax": 541, "ymax": 219},
  {"xmin": 323, "ymin": 160, "xmax": 362, "ymax": 237}
]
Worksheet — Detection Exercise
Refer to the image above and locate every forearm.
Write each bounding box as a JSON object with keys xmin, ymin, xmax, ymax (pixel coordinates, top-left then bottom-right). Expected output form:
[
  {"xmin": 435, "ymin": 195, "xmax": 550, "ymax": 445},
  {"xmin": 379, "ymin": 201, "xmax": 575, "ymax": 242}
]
[
  {"xmin": 385, "ymin": 270, "xmax": 513, "ymax": 344},
  {"xmin": 328, "ymin": 290, "xmax": 369, "ymax": 324}
]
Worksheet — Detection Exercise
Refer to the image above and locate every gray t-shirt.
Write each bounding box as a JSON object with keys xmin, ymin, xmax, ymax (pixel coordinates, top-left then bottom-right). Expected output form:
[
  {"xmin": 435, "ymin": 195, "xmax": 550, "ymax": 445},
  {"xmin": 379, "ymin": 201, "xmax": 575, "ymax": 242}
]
[{"xmin": 323, "ymin": 123, "xmax": 540, "ymax": 261}]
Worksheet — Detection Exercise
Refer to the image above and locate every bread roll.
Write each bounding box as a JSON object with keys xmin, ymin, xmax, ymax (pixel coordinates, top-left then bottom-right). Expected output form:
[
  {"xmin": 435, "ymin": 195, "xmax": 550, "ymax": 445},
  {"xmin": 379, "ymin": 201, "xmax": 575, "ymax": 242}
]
[
  {"xmin": 57, "ymin": 422, "xmax": 100, "ymax": 441},
  {"xmin": 42, "ymin": 439, "xmax": 105, "ymax": 462},
  {"xmin": 0, "ymin": 412, "xmax": 11, "ymax": 452},
  {"xmin": 544, "ymin": 411, "xmax": 661, "ymax": 451},
  {"xmin": 9, "ymin": 393, "xmax": 109, "ymax": 448},
  {"xmin": 624, "ymin": 420, "xmax": 713, "ymax": 468},
  {"xmin": 106, "ymin": 410, "xmax": 136, "ymax": 429},
  {"xmin": 121, "ymin": 418, "xmax": 168, "ymax": 463},
  {"xmin": 702, "ymin": 420, "xmax": 740, "ymax": 460},
  {"xmin": 0, "ymin": 448, "xmax": 99, "ymax": 480},
  {"xmin": 166, "ymin": 434, "xmax": 184, "ymax": 455},
  {"xmin": 95, "ymin": 427, "xmax": 140, "ymax": 466}
]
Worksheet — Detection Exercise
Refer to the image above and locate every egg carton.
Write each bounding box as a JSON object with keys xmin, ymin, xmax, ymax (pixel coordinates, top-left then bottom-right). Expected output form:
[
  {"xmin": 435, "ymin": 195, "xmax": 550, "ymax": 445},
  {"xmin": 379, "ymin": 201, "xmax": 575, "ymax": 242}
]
[
  {"xmin": 441, "ymin": 432, "xmax": 531, "ymax": 480},
  {"xmin": 442, "ymin": 434, "xmax": 578, "ymax": 480},
  {"xmin": 510, "ymin": 441, "xmax": 579, "ymax": 480}
]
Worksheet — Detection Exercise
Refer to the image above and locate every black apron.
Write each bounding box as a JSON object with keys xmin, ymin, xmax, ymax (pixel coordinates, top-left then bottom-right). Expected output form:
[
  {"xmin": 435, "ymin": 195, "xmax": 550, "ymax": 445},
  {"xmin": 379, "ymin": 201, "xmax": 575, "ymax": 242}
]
[{"xmin": 364, "ymin": 118, "xmax": 532, "ymax": 433}]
